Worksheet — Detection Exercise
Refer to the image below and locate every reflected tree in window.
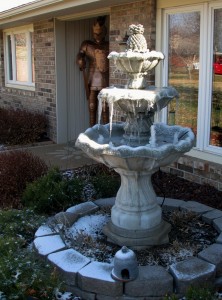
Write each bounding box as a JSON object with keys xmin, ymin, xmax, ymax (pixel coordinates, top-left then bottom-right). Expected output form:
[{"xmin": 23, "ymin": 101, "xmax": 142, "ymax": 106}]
[{"xmin": 167, "ymin": 12, "xmax": 200, "ymax": 137}]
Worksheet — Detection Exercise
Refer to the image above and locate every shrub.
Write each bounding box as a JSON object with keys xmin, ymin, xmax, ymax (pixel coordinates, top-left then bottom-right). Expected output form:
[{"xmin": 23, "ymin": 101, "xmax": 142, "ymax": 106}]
[
  {"xmin": 0, "ymin": 209, "xmax": 63, "ymax": 299},
  {"xmin": 0, "ymin": 150, "xmax": 48, "ymax": 208},
  {"xmin": 0, "ymin": 107, "xmax": 48, "ymax": 145},
  {"xmin": 90, "ymin": 172, "xmax": 120, "ymax": 199},
  {"xmin": 22, "ymin": 168, "xmax": 84, "ymax": 214}
]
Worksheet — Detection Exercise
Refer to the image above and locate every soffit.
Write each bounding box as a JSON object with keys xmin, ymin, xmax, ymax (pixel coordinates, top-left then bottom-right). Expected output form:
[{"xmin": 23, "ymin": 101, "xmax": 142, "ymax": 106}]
[{"xmin": 0, "ymin": 0, "xmax": 133, "ymax": 29}]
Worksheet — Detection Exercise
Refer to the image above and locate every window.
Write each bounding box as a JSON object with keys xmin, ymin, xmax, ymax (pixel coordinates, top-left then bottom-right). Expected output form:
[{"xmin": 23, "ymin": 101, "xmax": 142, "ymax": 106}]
[
  {"xmin": 162, "ymin": 2, "xmax": 222, "ymax": 155},
  {"xmin": 4, "ymin": 25, "xmax": 35, "ymax": 89},
  {"xmin": 210, "ymin": 8, "xmax": 222, "ymax": 148}
]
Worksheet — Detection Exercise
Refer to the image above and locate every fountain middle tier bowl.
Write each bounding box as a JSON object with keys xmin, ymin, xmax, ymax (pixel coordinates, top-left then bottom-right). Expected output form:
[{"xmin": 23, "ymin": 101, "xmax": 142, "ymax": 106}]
[
  {"xmin": 75, "ymin": 123, "xmax": 195, "ymax": 172},
  {"xmin": 98, "ymin": 86, "xmax": 179, "ymax": 116}
]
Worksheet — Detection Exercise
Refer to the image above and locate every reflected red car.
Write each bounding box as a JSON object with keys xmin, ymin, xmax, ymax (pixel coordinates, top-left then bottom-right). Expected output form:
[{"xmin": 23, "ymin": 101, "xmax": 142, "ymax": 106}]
[
  {"xmin": 214, "ymin": 62, "xmax": 222, "ymax": 75},
  {"xmin": 214, "ymin": 53, "xmax": 222, "ymax": 75}
]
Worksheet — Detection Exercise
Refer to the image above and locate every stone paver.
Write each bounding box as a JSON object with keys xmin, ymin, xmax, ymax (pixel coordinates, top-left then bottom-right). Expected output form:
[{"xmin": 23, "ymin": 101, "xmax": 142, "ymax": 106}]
[
  {"xmin": 78, "ymin": 261, "xmax": 123, "ymax": 296},
  {"xmin": 94, "ymin": 197, "xmax": 115, "ymax": 207},
  {"xmin": 28, "ymin": 143, "xmax": 96, "ymax": 170},
  {"xmin": 169, "ymin": 257, "xmax": 216, "ymax": 294},
  {"xmin": 35, "ymin": 224, "xmax": 57, "ymax": 237},
  {"xmin": 125, "ymin": 265, "xmax": 173, "ymax": 297},
  {"xmin": 48, "ymin": 249, "xmax": 90, "ymax": 285},
  {"xmin": 198, "ymin": 243, "xmax": 222, "ymax": 276},
  {"xmin": 34, "ymin": 235, "xmax": 66, "ymax": 256},
  {"xmin": 213, "ymin": 217, "xmax": 222, "ymax": 233},
  {"xmin": 66, "ymin": 201, "xmax": 99, "ymax": 216},
  {"xmin": 54, "ymin": 211, "xmax": 78, "ymax": 226},
  {"xmin": 216, "ymin": 232, "xmax": 222, "ymax": 244},
  {"xmin": 160, "ymin": 198, "xmax": 186, "ymax": 211},
  {"xmin": 202, "ymin": 209, "xmax": 222, "ymax": 224},
  {"xmin": 180, "ymin": 201, "xmax": 214, "ymax": 214}
]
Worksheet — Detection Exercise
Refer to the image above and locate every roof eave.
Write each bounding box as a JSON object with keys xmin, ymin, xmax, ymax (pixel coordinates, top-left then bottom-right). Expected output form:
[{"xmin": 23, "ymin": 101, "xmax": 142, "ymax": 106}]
[{"xmin": 0, "ymin": 0, "xmax": 102, "ymax": 28}]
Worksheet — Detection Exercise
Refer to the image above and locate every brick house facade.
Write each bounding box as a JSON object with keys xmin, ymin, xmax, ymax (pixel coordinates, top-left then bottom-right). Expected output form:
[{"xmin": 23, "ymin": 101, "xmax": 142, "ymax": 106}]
[
  {"xmin": 0, "ymin": 19, "xmax": 57, "ymax": 140},
  {"xmin": 0, "ymin": 0, "xmax": 221, "ymax": 191}
]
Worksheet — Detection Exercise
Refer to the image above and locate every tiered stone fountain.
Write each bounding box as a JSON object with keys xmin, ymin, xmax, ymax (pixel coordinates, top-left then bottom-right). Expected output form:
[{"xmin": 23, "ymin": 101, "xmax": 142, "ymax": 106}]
[
  {"xmin": 33, "ymin": 24, "xmax": 222, "ymax": 299},
  {"xmin": 75, "ymin": 24, "xmax": 195, "ymax": 249}
]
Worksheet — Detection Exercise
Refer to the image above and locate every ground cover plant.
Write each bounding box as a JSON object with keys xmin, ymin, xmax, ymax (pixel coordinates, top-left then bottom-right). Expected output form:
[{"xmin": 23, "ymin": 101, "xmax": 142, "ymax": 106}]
[
  {"xmin": 0, "ymin": 209, "xmax": 64, "ymax": 299},
  {"xmin": 0, "ymin": 107, "xmax": 48, "ymax": 145},
  {"xmin": 164, "ymin": 285, "xmax": 220, "ymax": 300}
]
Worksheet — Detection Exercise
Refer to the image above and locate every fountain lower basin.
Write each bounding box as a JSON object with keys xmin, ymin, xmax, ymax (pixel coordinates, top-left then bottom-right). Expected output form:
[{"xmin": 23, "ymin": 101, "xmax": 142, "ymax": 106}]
[{"xmin": 75, "ymin": 123, "xmax": 195, "ymax": 249}]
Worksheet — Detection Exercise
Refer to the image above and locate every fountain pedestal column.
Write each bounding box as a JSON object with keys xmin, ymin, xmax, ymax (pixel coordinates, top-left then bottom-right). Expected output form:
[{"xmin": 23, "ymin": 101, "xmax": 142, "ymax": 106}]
[{"xmin": 103, "ymin": 168, "xmax": 171, "ymax": 249}]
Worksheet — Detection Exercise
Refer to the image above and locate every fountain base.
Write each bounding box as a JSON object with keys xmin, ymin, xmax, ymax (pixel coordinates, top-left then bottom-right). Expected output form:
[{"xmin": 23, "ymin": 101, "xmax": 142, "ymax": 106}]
[{"xmin": 103, "ymin": 219, "xmax": 171, "ymax": 250}]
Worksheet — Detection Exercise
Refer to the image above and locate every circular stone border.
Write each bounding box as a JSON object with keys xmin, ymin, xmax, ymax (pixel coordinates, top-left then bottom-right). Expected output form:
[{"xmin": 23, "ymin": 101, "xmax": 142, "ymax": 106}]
[{"xmin": 34, "ymin": 197, "xmax": 222, "ymax": 299}]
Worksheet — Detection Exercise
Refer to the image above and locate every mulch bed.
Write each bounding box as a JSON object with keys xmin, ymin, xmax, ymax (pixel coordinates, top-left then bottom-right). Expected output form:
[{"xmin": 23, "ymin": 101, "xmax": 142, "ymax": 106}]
[{"xmin": 152, "ymin": 170, "xmax": 222, "ymax": 210}]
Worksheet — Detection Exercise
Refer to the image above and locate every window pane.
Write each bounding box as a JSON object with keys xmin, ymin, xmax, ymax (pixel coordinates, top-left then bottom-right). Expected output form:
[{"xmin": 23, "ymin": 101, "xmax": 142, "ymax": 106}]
[
  {"xmin": 15, "ymin": 33, "xmax": 28, "ymax": 82},
  {"xmin": 167, "ymin": 12, "xmax": 200, "ymax": 138},
  {"xmin": 7, "ymin": 35, "xmax": 13, "ymax": 80},
  {"xmin": 31, "ymin": 32, "xmax": 35, "ymax": 82},
  {"xmin": 210, "ymin": 8, "xmax": 222, "ymax": 147}
]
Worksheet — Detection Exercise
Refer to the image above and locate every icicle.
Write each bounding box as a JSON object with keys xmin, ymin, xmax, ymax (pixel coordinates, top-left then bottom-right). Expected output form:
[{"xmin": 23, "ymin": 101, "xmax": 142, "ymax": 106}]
[
  {"xmin": 173, "ymin": 132, "xmax": 179, "ymax": 145},
  {"xmin": 156, "ymin": 101, "xmax": 161, "ymax": 123},
  {"xmin": 97, "ymin": 93, "xmax": 103, "ymax": 126},
  {"xmin": 149, "ymin": 124, "xmax": 156, "ymax": 148},
  {"xmin": 108, "ymin": 100, "xmax": 114, "ymax": 139}
]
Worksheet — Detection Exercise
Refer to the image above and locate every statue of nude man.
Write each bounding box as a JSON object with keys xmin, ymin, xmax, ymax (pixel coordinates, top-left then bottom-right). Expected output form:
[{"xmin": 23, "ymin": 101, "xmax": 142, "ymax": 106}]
[{"xmin": 76, "ymin": 16, "xmax": 109, "ymax": 126}]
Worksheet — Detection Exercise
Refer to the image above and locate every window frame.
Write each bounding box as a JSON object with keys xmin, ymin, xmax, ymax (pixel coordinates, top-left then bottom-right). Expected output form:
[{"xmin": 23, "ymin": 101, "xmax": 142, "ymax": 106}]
[
  {"xmin": 3, "ymin": 24, "xmax": 35, "ymax": 91},
  {"xmin": 160, "ymin": 2, "xmax": 222, "ymax": 156}
]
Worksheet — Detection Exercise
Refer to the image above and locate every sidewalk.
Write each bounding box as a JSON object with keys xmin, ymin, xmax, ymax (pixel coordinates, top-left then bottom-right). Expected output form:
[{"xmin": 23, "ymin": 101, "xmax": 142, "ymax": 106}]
[{"xmin": 16, "ymin": 142, "xmax": 96, "ymax": 170}]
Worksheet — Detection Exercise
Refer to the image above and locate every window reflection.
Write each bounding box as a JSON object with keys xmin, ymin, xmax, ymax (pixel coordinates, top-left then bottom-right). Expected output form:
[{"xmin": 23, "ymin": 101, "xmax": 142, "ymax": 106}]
[
  {"xmin": 7, "ymin": 35, "xmax": 13, "ymax": 80},
  {"xmin": 210, "ymin": 9, "xmax": 222, "ymax": 147},
  {"xmin": 167, "ymin": 12, "xmax": 200, "ymax": 140},
  {"xmin": 15, "ymin": 33, "xmax": 28, "ymax": 82}
]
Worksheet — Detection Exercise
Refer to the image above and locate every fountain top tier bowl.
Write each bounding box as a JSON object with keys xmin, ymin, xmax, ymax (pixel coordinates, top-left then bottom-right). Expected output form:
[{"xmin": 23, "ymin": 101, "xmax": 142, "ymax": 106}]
[{"xmin": 108, "ymin": 24, "xmax": 164, "ymax": 89}]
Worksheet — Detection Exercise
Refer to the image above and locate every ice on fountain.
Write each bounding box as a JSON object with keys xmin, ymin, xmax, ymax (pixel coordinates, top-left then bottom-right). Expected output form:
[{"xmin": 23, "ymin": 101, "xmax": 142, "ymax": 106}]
[
  {"xmin": 97, "ymin": 134, "xmax": 104, "ymax": 143},
  {"xmin": 108, "ymin": 50, "xmax": 164, "ymax": 61},
  {"xmin": 149, "ymin": 124, "xmax": 156, "ymax": 148},
  {"xmin": 173, "ymin": 132, "xmax": 179, "ymax": 145}
]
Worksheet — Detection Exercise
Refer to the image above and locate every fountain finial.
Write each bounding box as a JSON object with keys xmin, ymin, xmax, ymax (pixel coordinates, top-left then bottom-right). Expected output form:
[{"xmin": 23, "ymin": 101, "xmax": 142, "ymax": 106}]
[{"xmin": 126, "ymin": 24, "xmax": 147, "ymax": 52}]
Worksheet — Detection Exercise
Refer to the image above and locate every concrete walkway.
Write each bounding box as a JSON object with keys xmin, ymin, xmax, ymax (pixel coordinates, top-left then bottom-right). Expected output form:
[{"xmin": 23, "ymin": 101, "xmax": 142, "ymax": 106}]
[{"xmin": 8, "ymin": 141, "xmax": 96, "ymax": 170}]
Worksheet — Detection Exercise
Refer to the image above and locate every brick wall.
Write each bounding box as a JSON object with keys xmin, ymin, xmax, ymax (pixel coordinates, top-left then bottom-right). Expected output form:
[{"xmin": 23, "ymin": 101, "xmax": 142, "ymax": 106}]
[
  {"xmin": 161, "ymin": 156, "xmax": 222, "ymax": 191},
  {"xmin": 34, "ymin": 19, "xmax": 56, "ymax": 141},
  {"xmin": 0, "ymin": 19, "xmax": 57, "ymax": 141},
  {"xmin": 109, "ymin": 0, "xmax": 156, "ymax": 87}
]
